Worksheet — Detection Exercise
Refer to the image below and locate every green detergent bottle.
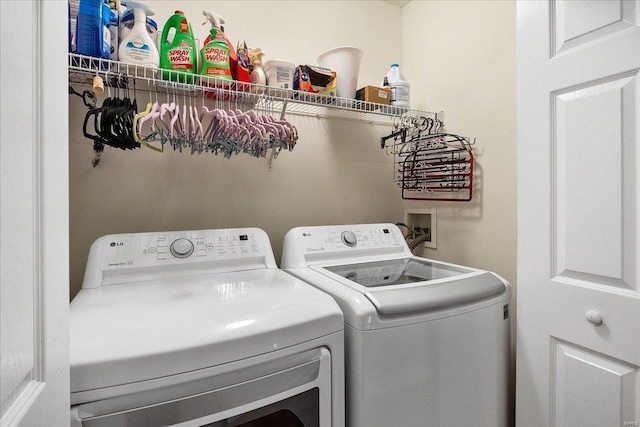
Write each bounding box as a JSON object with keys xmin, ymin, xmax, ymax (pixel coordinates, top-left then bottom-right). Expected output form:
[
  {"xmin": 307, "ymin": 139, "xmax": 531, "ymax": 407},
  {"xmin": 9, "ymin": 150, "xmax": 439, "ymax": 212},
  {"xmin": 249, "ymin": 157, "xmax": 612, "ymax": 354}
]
[
  {"xmin": 160, "ymin": 10, "xmax": 197, "ymax": 83},
  {"xmin": 199, "ymin": 11, "xmax": 232, "ymax": 82}
]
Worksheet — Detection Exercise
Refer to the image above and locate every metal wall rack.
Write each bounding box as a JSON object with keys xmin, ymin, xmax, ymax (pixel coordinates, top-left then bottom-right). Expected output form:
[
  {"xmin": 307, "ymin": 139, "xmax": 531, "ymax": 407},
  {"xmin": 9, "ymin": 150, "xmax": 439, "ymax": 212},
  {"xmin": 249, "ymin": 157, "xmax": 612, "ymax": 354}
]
[
  {"xmin": 381, "ymin": 116, "xmax": 474, "ymax": 202},
  {"xmin": 68, "ymin": 53, "xmax": 435, "ymax": 126}
]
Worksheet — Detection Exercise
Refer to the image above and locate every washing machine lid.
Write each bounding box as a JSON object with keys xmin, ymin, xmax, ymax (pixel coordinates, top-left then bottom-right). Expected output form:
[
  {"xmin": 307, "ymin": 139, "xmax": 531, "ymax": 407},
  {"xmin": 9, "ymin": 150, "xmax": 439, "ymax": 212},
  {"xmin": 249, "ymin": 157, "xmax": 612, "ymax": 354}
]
[
  {"xmin": 69, "ymin": 268, "xmax": 342, "ymax": 394},
  {"xmin": 319, "ymin": 257, "xmax": 506, "ymax": 316},
  {"xmin": 323, "ymin": 258, "xmax": 471, "ymax": 287}
]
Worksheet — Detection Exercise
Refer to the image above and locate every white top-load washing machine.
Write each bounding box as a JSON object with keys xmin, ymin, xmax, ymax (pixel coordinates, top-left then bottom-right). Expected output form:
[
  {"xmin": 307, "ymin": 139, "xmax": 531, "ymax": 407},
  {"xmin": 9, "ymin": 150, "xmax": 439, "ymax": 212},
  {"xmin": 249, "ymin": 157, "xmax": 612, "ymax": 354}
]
[
  {"xmin": 70, "ymin": 228, "xmax": 345, "ymax": 427},
  {"xmin": 281, "ymin": 223, "xmax": 511, "ymax": 427}
]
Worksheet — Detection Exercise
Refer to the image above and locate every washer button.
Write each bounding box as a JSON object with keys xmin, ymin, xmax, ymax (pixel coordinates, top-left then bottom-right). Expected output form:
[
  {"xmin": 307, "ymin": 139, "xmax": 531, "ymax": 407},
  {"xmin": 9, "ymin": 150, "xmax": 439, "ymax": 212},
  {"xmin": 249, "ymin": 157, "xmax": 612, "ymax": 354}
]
[
  {"xmin": 341, "ymin": 231, "xmax": 357, "ymax": 247},
  {"xmin": 170, "ymin": 238, "xmax": 194, "ymax": 258}
]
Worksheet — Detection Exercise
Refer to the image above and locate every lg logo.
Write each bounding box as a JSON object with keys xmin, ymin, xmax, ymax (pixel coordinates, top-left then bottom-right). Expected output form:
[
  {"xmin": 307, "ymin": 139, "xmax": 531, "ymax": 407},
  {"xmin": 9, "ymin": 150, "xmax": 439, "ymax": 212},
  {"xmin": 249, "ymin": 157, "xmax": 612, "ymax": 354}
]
[{"xmin": 110, "ymin": 242, "xmax": 124, "ymax": 247}]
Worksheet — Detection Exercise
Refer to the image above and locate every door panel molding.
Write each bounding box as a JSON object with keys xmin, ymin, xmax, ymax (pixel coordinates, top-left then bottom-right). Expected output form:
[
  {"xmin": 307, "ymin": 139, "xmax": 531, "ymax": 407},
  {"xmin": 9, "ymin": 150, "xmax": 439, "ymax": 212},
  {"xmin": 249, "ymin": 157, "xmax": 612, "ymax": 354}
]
[
  {"xmin": 551, "ymin": 71, "xmax": 638, "ymax": 291},
  {"xmin": 551, "ymin": 337, "xmax": 639, "ymax": 427},
  {"xmin": 551, "ymin": 0, "xmax": 637, "ymax": 57}
]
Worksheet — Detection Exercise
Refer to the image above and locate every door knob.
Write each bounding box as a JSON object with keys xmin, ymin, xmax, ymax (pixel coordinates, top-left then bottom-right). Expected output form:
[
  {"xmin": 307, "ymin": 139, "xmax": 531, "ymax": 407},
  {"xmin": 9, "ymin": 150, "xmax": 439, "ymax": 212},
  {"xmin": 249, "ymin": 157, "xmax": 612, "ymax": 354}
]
[{"xmin": 585, "ymin": 310, "xmax": 602, "ymax": 325}]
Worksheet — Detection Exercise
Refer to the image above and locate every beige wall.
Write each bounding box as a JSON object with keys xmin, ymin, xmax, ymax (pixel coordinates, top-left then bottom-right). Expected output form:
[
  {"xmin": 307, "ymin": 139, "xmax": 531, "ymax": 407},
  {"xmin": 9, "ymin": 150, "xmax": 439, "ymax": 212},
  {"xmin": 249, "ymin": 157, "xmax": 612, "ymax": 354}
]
[
  {"xmin": 401, "ymin": 0, "xmax": 517, "ymax": 288},
  {"xmin": 69, "ymin": 1, "xmax": 405, "ymax": 298},
  {"xmin": 69, "ymin": 0, "xmax": 517, "ymax": 300},
  {"xmin": 402, "ymin": 3, "xmax": 516, "ymax": 407}
]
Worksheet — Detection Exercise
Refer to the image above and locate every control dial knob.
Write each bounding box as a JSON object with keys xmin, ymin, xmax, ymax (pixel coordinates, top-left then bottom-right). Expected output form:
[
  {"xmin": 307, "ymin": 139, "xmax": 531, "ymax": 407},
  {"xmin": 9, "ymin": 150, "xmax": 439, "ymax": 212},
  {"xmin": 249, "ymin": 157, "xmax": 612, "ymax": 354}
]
[
  {"xmin": 341, "ymin": 231, "xmax": 357, "ymax": 247},
  {"xmin": 170, "ymin": 238, "xmax": 194, "ymax": 258}
]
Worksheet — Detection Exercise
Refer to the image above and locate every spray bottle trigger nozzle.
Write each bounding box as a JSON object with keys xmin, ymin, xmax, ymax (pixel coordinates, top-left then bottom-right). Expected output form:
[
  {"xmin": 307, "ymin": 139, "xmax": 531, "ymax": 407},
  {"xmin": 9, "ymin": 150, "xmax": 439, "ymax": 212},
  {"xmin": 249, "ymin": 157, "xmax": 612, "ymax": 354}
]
[{"xmin": 202, "ymin": 10, "xmax": 225, "ymax": 29}]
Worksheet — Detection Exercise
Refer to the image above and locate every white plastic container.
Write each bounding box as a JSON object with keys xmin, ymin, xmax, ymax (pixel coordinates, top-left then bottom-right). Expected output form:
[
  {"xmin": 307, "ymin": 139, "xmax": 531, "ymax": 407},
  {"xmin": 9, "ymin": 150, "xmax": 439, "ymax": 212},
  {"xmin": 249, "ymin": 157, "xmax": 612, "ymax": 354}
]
[
  {"xmin": 317, "ymin": 46, "xmax": 363, "ymax": 99},
  {"xmin": 119, "ymin": 13, "xmax": 159, "ymax": 47},
  {"xmin": 385, "ymin": 63, "xmax": 410, "ymax": 108},
  {"xmin": 264, "ymin": 60, "xmax": 295, "ymax": 89},
  {"xmin": 118, "ymin": 2, "xmax": 159, "ymax": 69}
]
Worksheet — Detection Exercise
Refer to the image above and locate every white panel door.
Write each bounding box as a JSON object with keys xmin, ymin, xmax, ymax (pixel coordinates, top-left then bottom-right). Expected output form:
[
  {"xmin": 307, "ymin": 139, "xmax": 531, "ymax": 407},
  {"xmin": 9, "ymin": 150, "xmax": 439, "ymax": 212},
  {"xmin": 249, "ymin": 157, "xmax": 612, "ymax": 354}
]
[
  {"xmin": 0, "ymin": 1, "xmax": 69, "ymax": 426},
  {"xmin": 517, "ymin": 1, "xmax": 640, "ymax": 426}
]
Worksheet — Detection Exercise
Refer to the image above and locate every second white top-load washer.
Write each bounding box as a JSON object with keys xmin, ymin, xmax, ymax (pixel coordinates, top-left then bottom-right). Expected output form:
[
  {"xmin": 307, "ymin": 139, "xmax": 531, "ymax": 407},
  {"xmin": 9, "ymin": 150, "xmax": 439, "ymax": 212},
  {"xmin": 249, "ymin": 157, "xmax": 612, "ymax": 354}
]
[
  {"xmin": 70, "ymin": 228, "xmax": 344, "ymax": 427},
  {"xmin": 281, "ymin": 223, "xmax": 511, "ymax": 427}
]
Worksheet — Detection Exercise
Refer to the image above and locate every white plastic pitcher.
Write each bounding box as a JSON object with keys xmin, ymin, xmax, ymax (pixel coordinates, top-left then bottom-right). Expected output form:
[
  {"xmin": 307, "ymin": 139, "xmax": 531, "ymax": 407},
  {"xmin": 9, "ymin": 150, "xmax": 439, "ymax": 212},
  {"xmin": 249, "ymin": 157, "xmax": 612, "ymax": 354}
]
[{"xmin": 317, "ymin": 46, "xmax": 363, "ymax": 99}]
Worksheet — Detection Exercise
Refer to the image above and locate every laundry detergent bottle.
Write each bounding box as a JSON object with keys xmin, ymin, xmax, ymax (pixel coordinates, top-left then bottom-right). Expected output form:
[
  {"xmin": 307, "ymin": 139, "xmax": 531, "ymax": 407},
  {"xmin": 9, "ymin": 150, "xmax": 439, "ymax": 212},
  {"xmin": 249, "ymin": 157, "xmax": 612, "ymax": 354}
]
[
  {"xmin": 385, "ymin": 63, "xmax": 410, "ymax": 108},
  {"xmin": 75, "ymin": 0, "xmax": 111, "ymax": 59},
  {"xmin": 118, "ymin": 1, "xmax": 159, "ymax": 69},
  {"xmin": 199, "ymin": 11, "xmax": 232, "ymax": 82},
  {"xmin": 119, "ymin": 7, "xmax": 158, "ymax": 46},
  {"xmin": 160, "ymin": 10, "xmax": 197, "ymax": 83}
]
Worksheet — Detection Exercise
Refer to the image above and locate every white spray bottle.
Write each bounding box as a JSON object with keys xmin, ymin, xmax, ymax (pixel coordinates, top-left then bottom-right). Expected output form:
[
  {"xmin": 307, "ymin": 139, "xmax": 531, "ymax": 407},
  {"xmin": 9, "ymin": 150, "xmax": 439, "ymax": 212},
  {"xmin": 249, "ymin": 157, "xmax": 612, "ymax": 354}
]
[{"xmin": 118, "ymin": 0, "xmax": 159, "ymax": 68}]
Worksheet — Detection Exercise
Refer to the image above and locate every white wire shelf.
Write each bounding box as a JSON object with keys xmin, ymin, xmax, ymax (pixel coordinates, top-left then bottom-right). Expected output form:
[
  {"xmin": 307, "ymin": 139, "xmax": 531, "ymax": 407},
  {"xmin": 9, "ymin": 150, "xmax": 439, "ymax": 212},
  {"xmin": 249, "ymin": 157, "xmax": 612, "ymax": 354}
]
[{"xmin": 68, "ymin": 53, "xmax": 436, "ymax": 125}]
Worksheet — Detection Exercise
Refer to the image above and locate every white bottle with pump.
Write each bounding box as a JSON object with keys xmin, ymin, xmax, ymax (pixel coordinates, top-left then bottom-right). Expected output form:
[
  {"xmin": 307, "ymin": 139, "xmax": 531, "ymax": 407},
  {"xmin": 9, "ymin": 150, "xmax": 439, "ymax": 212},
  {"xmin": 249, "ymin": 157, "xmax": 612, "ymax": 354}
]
[
  {"xmin": 385, "ymin": 63, "xmax": 410, "ymax": 108},
  {"xmin": 118, "ymin": 1, "xmax": 159, "ymax": 69}
]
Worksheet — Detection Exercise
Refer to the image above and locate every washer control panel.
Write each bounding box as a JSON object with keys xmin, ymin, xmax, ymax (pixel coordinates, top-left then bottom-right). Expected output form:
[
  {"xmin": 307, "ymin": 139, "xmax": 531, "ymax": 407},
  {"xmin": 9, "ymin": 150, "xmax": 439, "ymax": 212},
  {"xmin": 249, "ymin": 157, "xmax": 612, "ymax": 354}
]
[
  {"xmin": 288, "ymin": 224, "xmax": 405, "ymax": 255},
  {"xmin": 87, "ymin": 228, "xmax": 274, "ymax": 286}
]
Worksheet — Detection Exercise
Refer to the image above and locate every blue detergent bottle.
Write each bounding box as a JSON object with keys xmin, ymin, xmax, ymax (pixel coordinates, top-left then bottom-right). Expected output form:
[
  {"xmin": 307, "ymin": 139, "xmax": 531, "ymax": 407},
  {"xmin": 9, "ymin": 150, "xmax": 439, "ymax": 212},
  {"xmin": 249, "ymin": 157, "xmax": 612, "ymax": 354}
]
[
  {"xmin": 101, "ymin": 1, "xmax": 112, "ymax": 58},
  {"xmin": 76, "ymin": 0, "xmax": 110, "ymax": 59}
]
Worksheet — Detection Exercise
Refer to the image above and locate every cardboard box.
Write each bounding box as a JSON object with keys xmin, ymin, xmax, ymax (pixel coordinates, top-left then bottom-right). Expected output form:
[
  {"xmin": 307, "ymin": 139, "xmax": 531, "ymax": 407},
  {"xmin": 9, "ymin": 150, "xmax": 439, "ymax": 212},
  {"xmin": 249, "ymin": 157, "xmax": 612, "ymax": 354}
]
[
  {"xmin": 356, "ymin": 86, "xmax": 391, "ymax": 104},
  {"xmin": 294, "ymin": 65, "xmax": 337, "ymax": 97}
]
